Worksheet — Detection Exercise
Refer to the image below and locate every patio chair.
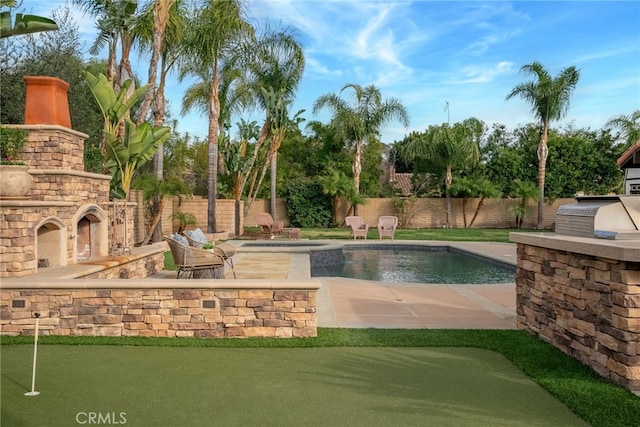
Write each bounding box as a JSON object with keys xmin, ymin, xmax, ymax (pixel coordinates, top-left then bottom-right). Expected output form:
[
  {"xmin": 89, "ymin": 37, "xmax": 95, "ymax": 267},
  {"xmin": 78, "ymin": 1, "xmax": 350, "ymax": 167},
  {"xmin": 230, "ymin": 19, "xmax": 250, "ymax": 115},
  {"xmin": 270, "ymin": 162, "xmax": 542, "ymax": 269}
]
[
  {"xmin": 165, "ymin": 234, "xmax": 226, "ymax": 279},
  {"xmin": 377, "ymin": 216, "xmax": 398, "ymax": 240},
  {"xmin": 184, "ymin": 228, "xmax": 236, "ymax": 278},
  {"xmin": 255, "ymin": 213, "xmax": 284, "ymax": 239},
  {"xmin": 345, "ymin": 216, "xmax": 369, "ymax": 239}
]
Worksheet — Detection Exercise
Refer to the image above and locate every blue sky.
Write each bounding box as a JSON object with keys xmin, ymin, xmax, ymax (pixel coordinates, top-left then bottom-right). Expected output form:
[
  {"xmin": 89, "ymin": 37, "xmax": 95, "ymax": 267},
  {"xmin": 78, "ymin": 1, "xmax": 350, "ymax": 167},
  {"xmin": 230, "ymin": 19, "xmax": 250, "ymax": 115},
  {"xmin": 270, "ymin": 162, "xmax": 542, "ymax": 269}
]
[{"xmin": 23, "ymin": 1, "xmax": 640, "ymax": 144}]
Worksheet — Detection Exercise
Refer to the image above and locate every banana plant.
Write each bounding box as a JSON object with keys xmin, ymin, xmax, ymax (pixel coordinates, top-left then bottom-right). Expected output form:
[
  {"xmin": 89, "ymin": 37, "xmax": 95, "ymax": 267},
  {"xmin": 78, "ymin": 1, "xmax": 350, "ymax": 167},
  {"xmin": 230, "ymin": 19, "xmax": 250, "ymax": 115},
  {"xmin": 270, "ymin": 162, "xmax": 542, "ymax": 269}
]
[
  {"xmin": 105, "ymin": 118, "xmax": 170, "ymax": 199},
  {"xmin": 84, "ymin": 70, "xmax": 170, "ymax": 199},
  {"xmin": 0, "ymin": 0, "xmax": 58, "ymax": 38},
  {"xmin": 82, "ymin": 71, "xmax": 149, "ymax": 136}
]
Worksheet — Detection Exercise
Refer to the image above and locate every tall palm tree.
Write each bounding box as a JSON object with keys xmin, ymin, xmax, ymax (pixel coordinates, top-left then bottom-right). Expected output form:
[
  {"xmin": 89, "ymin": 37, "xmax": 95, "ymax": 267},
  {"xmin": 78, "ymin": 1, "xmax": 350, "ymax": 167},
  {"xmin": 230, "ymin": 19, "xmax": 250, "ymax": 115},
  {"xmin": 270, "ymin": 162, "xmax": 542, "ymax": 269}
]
[
  {"xmin": 222, "ymin": 118, "xmax": 259, "ymax": 236},
  {"xmin": 400, "ymin": 121, "xmax": 480, "ymax": 228},
  {"xmin": 506, "ymin": 61, "xmax": 580, "ymax": 229},
  {"xmin": 180, "ymin": 0, "xmax": 253, "ymax": 233},
  {"xmin": 135, "ymin": 0, "xmax": 187, "ymax": 242},
  {"xmin": 134, "ymin": 0, "xmax": 180, "ymax": 124},
  {"xmin": 313, "ymin": 83, "xmax": 409, "ymax": 215},
  {"xmin": 234, "ymin": 28, "xmax": 305, "ymax": 218},
  {"xmin": 605, "ymin": 110, "xmax": 640, "ymax": 148}
]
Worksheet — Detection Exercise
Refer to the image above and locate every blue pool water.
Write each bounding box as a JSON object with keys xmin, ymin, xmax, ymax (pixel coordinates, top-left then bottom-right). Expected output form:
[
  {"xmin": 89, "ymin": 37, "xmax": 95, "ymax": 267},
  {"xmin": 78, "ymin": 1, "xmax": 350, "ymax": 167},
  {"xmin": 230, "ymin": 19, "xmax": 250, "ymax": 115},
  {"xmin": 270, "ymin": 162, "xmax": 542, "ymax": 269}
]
[{"xmin": 311, "ymin": 247, "xmax": 514, "ymax": 284}]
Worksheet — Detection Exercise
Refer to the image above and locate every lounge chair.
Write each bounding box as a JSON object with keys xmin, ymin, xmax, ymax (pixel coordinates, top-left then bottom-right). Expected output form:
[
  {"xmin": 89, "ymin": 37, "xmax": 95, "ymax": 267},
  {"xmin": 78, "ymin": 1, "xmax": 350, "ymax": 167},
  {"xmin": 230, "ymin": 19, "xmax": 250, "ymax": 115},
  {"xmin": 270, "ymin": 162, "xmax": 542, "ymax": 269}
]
[
  {"xmin": 184, "ymin": 228, "xmax": 236, "ymax": 278},
  {"xmin": 165, "ymin": 234, "xmax": 226, "ymax": 279},
  {"xmin": 345, "ymin": 216, "xmax": 368, "ymax": 239},
  {"xmin": 377, "ymin": 216, "xmax": 398, "ymax": 240},
  {"xmin": 255, "ymin": 213, "xmax": 284, "ymax": 239}
]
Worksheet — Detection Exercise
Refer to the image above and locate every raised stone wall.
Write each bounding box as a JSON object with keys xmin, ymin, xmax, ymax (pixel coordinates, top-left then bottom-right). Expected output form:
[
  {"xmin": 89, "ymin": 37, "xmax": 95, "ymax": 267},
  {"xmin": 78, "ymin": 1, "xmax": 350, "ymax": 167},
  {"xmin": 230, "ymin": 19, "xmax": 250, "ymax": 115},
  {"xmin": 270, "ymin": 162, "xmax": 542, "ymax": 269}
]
[
  {"xmin": 80, "ymin": 247, "xmax": 165, "ymax": 280},
  {"xmin": 0, "ymin": 283, "xmax": 318, "ymax": 338},
  {"xmin": 511, "ymin": 233, "xmax": 640, "ymax": 392}
]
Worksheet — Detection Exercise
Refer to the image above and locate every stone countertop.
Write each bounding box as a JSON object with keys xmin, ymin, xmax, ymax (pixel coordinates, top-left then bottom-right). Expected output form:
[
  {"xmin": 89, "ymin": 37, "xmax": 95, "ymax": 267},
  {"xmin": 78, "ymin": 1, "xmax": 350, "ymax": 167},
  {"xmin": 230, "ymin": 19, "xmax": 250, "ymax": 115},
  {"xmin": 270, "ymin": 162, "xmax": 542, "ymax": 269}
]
[{"xmin": 510, "ymin": 232, "xmax": 640, "ymax": 262}]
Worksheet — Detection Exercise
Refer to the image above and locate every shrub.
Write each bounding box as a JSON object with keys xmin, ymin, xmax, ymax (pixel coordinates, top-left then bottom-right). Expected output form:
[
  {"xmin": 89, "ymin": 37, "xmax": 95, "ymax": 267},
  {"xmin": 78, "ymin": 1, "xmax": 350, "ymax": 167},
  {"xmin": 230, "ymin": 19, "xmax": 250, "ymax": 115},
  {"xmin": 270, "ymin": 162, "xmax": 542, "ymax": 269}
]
[{"xmin": 284, "ymin": 180, "xmax": 333, "ymax": 228}]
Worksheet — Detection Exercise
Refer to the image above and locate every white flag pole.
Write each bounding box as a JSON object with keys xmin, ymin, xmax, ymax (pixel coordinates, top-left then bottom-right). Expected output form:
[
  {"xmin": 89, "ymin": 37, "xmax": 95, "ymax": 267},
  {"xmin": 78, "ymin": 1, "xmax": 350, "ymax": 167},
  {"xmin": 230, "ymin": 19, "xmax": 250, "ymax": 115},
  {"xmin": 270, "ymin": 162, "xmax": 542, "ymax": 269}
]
[{"xmin": 25, "ymin": 312, "xmax": 41, "ymax": 397}]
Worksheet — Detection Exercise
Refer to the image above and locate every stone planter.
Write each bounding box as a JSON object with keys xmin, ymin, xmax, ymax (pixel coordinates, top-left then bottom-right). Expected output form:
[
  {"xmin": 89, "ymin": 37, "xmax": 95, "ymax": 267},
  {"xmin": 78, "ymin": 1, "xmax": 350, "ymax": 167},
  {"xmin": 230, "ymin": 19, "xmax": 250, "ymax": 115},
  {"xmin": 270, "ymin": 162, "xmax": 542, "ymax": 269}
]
[
  {"xmin": 0, "ymin": 164, "xmax": 33, "ymax": 198},
  {"xmin": 23, "ymin": 76, "xmax": 71, "ymax": 128}
]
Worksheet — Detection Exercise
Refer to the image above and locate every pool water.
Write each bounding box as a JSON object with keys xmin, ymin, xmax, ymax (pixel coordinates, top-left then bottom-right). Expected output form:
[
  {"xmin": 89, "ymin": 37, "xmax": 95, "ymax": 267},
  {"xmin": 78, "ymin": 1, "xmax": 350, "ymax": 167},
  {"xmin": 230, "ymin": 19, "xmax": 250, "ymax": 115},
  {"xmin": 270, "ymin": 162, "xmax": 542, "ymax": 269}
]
[{"xmin": 311, "ymin": 247, "xmax": 514, "ymax": 284}]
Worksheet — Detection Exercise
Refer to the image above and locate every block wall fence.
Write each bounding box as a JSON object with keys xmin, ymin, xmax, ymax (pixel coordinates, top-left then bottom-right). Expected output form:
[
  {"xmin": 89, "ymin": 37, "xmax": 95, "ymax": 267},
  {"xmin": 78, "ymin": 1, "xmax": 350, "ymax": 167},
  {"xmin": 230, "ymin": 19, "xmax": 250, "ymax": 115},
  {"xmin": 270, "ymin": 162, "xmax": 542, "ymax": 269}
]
[{"xmin": 150, "ymin": 196, "xmax": 574, "ymax": 236}]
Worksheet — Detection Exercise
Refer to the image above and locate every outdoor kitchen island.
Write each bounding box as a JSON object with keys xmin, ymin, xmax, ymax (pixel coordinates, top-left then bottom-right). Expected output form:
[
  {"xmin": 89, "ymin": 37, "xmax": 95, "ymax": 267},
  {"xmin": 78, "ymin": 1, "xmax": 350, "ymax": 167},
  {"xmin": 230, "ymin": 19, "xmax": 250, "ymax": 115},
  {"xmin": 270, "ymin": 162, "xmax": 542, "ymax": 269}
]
[{"xmin": 511, "ymin": 194, "xmax": 640, "ymax": 393}]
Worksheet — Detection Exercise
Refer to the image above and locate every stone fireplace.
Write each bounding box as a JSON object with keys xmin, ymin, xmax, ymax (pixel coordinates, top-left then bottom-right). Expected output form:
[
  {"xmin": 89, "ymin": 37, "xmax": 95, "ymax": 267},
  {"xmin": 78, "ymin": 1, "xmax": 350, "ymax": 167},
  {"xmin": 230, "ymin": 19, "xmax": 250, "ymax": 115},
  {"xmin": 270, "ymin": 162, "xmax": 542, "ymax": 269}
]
[{"xmin": 0, "ymin": 125, "xmax": 113, "ymax": 277}]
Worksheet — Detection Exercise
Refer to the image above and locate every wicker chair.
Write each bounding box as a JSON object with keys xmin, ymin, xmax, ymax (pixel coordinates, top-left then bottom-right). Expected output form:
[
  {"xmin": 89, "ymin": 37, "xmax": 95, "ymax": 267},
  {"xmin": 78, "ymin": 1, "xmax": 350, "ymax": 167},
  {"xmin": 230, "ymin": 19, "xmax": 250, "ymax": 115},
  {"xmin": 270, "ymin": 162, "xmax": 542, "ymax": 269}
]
[
  {"xmin": 184, "ymin": 229, "xmax": 236, "ymax": 278},
  {"xmin": 254, "ymin": 213, "xmax": 284, "ymax": 239},
  {"xmin": 345, "ymin": 216, "xmax": 368, "ymax": 239},
  {"xmin": 377, "ymin": 216, "xmax": 398, "ymax": 240},
  {"xmin": 165, "ymin": 235, "xmax": 226, "ymax": 279}
]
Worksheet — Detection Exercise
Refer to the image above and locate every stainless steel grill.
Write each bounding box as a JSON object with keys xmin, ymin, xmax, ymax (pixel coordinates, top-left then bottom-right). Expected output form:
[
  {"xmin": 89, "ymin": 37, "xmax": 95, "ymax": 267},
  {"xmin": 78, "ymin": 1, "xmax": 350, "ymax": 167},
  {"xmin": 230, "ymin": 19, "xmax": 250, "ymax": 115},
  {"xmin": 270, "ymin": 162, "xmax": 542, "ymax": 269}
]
[{"xmin": 555, "ymin": 195, "xmax": 640, "ymax": 240}]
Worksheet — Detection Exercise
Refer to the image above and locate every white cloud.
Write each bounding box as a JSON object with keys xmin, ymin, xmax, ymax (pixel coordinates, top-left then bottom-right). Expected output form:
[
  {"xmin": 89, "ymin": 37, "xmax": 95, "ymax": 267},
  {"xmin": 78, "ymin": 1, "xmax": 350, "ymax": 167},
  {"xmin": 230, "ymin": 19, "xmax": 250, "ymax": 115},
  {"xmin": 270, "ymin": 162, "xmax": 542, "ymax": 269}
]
[{"xmin": 447, "ymin": 61, "xmax": 515, "ymax": 85}]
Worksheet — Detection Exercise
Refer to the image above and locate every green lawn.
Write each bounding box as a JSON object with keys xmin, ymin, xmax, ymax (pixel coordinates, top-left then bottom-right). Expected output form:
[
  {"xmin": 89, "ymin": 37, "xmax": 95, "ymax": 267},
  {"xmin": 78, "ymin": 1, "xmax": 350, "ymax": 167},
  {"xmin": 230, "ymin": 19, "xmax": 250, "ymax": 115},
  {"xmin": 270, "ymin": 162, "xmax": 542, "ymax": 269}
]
[
  {"xmin": 3, "ymin": 329, "xmax": 640, "ymax": 427},
  {"xmin": 243, "ymin": 227, "xmax": 535, "ymax": 242}
]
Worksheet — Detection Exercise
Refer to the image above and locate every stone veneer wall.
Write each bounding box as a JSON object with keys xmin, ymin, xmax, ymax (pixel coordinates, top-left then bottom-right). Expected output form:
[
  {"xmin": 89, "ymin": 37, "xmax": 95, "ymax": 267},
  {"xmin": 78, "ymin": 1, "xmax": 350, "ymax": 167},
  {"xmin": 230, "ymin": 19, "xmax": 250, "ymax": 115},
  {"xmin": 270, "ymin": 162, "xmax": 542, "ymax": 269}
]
[
  {"xmin": 512, "ymin": 233, "xmax": 640, "ymax": 392},
  {"xmin": 19, "ymin": 125, "xmax": 85, "ymax": 172},
  {"xmin": 79, "ymin": 246, "xmax": 165, "ymax": 280},
  {"xmin": 0, "ymin": 285, "xmax": 318, "ymax": 338}
]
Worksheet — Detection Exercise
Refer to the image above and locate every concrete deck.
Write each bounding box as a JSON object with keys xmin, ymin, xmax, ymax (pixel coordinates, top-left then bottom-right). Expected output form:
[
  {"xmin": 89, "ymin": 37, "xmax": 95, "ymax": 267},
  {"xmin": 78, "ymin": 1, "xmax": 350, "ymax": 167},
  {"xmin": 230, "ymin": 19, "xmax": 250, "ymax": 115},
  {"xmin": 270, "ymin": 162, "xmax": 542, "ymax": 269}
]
[{"xmin": 227, "ymin": 240, "xmax": 518, "ymax": 330}]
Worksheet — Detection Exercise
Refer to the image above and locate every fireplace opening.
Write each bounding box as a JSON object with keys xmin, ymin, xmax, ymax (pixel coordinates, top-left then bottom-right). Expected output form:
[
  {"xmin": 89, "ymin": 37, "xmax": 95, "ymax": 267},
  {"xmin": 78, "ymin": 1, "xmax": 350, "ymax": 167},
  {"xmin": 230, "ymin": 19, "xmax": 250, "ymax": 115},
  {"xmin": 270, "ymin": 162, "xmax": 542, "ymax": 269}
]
[
  {"xmin": 77, "ymin": 214, "xmax": 101, "ymax": 261},
  {"xmin": 37, "ymin": 220, "xmax": 64, "ymax": 268}
]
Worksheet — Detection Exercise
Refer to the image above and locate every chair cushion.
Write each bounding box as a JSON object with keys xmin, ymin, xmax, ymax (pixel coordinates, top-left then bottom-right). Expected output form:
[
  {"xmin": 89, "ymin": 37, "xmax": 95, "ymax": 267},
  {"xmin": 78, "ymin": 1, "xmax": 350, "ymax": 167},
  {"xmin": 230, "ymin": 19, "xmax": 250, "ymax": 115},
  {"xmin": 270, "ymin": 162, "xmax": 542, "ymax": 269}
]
[
  {"xmin": 171, "ymin": 233, "xmax": 189, "ymax": 247},
  {"xmin": 186, "ymin": 228, "xmax": 208, "ymax": 245}
]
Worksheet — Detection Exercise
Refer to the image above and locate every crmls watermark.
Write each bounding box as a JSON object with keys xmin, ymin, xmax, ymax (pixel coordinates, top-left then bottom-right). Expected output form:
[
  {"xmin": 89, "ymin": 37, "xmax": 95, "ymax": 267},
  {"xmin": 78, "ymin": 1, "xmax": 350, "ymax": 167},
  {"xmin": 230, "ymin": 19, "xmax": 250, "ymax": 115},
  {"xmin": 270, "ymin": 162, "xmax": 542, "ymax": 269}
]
[{"xmin": 75, "ymin": 412, "xmax": 127, "ymax": 425}]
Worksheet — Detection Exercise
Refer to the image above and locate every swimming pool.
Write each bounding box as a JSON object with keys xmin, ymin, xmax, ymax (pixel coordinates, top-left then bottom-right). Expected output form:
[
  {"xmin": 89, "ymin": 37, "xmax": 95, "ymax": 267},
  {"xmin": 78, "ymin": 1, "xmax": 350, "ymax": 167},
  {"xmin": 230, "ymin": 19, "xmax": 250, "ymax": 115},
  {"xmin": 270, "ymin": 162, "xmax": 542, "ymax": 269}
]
[{"xmin": 311, "ymin": 246, "xmax": 515, "ymax": 284}]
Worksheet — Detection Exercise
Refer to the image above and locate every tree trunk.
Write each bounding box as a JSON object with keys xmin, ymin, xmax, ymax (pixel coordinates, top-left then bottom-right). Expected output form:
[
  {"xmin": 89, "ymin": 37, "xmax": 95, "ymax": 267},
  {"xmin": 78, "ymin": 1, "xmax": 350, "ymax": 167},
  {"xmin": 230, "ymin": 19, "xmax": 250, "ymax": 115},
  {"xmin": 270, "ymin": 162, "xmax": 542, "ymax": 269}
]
[
  {"xmin": 444, "ymin": 165, "xmax": 452, "ymax": 228},
  {"xmin": 352, "ymin": 140, "xmax": 363, "ymax": 217},
  {"xmin": 244, "ymin": 121, "xmax": 271, "ymax": 215},
  {"xmin": 151, "ymin": 65, "xmax": 168, "ymax": 243},
  {"xmin": 468, "ymin": 198, "xmax": 485, "ymax": 228},
  {"xmin": 142, "ymin": 199, "xmax": 165, "ymax": 246},
  {"xmin": 462, "ymin": 197, "xmax": 468, "ymax": 228},
  {"xmin": 136, "ymin": 0, "xmax": 173, "ymax": 125},
  {"xmin": 235, "ymin": 199, "xmax": 241, "ymax": 237},
  {"xmin": 270, "ymin": 151, "xmax": 277, "ymax": 219},
  {"xmin": 207, "ymin": 69, "xmax": 220, "ymax": 233},
  {"xmin": 536, "ymin": 125, "xmax": 549, "ymax": 229}
]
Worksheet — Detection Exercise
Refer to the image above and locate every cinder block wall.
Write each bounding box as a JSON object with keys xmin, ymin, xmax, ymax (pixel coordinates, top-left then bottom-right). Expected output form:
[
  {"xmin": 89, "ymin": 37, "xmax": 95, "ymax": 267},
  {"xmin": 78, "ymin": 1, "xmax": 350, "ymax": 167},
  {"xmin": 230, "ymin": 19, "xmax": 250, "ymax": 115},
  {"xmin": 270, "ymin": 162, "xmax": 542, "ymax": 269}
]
[{"xmin": 148, "ymin": 196, "xmax": 574, "ymax": 238}]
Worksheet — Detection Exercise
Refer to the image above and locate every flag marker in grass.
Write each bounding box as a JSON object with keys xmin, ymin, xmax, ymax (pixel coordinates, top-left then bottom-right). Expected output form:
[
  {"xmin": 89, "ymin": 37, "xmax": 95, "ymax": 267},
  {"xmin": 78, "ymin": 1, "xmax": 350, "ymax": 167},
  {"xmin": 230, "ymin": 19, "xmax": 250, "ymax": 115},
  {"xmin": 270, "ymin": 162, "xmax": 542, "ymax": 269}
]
[{"xmin": 24, "ymin": 312, "xmax": 41, "ymax": 397}]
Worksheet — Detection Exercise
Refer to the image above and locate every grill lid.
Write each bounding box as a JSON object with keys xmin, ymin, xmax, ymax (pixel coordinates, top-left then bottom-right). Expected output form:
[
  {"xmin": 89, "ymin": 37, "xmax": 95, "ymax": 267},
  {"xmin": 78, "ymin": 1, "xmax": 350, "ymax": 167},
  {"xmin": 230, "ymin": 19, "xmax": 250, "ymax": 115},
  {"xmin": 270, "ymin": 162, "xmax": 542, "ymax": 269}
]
[{"xmin": 555, "ymin": 195, "xmax": 640, "ymax": 240}]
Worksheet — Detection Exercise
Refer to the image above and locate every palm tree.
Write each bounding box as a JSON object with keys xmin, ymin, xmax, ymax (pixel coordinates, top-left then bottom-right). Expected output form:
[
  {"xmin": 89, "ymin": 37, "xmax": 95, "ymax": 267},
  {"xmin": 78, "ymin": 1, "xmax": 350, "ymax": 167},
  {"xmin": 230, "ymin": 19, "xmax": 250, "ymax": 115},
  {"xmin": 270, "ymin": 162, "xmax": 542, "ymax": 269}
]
[
  {"xmin": 450, "ymin": 176, "xmax": 501, "ymax": 228},
  {"xmin": 72, "ymin": 0, "xmax": 139, "ymax": 89},
  {"xmin": 135, "ymin": 0, "xmax": 187, "ymax": 242},
  {"xmin": 133, "ymin": 173, "xmax": 191, "ymax": 245},
  {"xmin": 605, "ymin": 110, "xmax": 640, "ymax": 148},
  {"xmin": 313, "ymin": 83, "xmax": 409, "ymax": 215},
  {"xmin": 506, "ymin": 61, "xmax": 580, "ymax": 229},
  {"xmin": 222, "ymin": 118, "xmax": 260, "ymax": 236},
  {"xmin": 134, "ymin": 0, "xmax": 180, "ymax": 124},
  {"xmin": 400, "ymin": 121, "xmax": 480, "ymax": 228},
  {"xmin": 509, "ymin": 180, "xmax": 539, "ymax": 229},
  {"xmin": 233, "ymin": 28, "xmax": 305, "ymax": 218},
  {"xmin": 180, "ymin": 0, "xmax": 253, "ymax": 233}
]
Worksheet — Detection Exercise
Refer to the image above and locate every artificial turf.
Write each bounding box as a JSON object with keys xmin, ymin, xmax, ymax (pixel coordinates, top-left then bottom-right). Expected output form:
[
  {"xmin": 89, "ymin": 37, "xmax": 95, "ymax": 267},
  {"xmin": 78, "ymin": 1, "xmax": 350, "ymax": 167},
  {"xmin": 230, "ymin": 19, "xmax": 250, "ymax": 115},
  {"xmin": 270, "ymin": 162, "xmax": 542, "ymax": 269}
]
[
  {"xmin": 3, "ymin": 329, "xmax": 640, "ymax": 426},
  {"xmin": 2, "ymin": 345, "xmax": 586, "ymax": 427}
]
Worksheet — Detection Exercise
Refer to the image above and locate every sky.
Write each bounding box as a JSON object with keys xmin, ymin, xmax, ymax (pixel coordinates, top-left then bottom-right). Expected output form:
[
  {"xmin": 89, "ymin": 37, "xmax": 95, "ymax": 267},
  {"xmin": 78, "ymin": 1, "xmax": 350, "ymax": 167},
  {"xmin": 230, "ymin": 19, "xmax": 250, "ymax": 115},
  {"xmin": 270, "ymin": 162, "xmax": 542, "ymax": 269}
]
[{"xmin": 21, "ymin": 0, "xmax": 640, "ymax": 144}]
